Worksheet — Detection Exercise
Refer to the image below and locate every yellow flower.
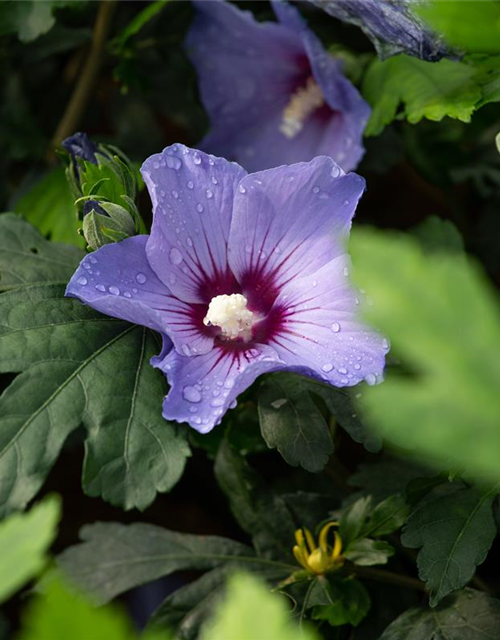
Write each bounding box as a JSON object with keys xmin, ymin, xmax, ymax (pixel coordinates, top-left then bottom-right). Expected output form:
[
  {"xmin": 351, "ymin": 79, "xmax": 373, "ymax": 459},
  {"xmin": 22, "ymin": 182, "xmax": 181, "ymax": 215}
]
[{"xmin": 292, "ymin": 522, "xmax": 344, "ymax": 575}]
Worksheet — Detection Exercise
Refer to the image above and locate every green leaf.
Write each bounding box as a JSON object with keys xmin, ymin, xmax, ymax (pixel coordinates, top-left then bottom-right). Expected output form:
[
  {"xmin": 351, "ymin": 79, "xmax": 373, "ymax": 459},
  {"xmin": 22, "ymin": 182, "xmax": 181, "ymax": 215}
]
[
  {"xmin": 417, "ymin": 1, "xmax": 500, "ymax": 54},
  {"xmin": 379, "ymin": 588, "xmax": 500, "ymax": 639},
  {"xmin": 350, "ymin": 228, "xmax": 500, "ymax": 482},
  {"xmin": 363, "ymin": 55, "xmax": 482, "ymax": 136},
  {"xmin": 112, "ymin": 0, "xmax": 170, "ymax": 53},
  {"xmin": 0, "ymin": 284, "xmax": 189, "ymax": 514},
  {"xmin": 412, "ymin": 216, "xmax": 464, "ymax": 255},
  {"xmin": 17, "ymin": 573, "xmax": 148, "ymax": 640},
  {"xmin": 258, "ymin": 373, "xmax": 379, "ymax": 472},
  {"xmin": 0, "ymin": 495, "xmax": 60, "ymax": 604},
  {"xmin": 311, "ymin": 577, "xmax": 370, "ymax": 627},
  {"xmin": 57, "ymin": 522, "xmax": 288, "ymax": 604},
  {"xmin": 258, "ymin": 373, "xmax": 334, "ymax": 472},
  {"xmin": 362, "ymin": 494, "xmax": 410, "ymax": 538},
  {"xmin": 339, "ymin": 496, "xmax": 373, "ymax": 547},
  {"xmin": 0, "ymin": 214, "xmax": 84, "ymax": 291},
  {"xmin": 14, "ymin": 168, "xmax": 84, "ymax": 247},
  {"xmin": 0, "ymin": 1, "xmax": 56, "ymax": 42},
  {"xmin": 343, "ymin": 538, "xmax": 395, "ymax": 567},
  {"xmin": 401, "ymin": 484, "xmax": 499, "ymax": 606},
  {"xmin": 214, "ymin": 440, "xmax": 296, "ymax": 560},
  {"xmin": 201, "ymin": 573, "xmax": 320, "ymax": 640}
]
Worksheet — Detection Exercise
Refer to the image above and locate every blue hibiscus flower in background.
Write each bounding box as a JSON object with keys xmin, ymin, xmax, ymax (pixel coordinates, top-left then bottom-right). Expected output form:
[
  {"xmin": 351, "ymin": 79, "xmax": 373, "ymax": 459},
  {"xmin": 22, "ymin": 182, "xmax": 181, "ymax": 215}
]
[
  {"xmin": 66, "ymin": 144, "xmax": 388, "ymax": 432},
  {"xmin": 308, "ymin": 0, "xmax": 450, "ymax": 61},
  {"xmin": 185, "ymin": 0, "xmax": 371, "ymax": 173}
]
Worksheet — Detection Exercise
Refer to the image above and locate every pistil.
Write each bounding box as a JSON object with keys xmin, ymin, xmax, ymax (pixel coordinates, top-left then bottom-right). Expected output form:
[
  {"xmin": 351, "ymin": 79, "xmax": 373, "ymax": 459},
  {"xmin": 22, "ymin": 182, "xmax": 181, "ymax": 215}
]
[
  {"xmin": 204, "ymin": 293, "xmax": 254, "ymax": 340},
  {"xmin": 280, "ymin": 77, "xmax": 325, "ymax": 139}
]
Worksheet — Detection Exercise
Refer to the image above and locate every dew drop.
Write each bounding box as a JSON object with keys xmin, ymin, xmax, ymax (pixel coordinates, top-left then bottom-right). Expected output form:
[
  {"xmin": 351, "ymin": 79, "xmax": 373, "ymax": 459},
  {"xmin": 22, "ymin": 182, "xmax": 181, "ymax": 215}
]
[
  {"xmin": 331, "ymin": 322, "xmax": 341, "ymax": 333},
  {"xmin": 95, "ymin": 283, "xmax": 106, "ymax": 292},
  {"xmin": 365, "ymin": 373, "xmax": 377, "ymax": 386},
  {"xmin": 224, "ymin": 378, "xmax": 235, "ymax": 389},
  {"xmin": 77, "ymin": 276, "xmax": 87, "ymax": 286},
  {"xmin": 109, "ymin": 285, "xmax": 120, "ymax": 296},
  {"xmin": 312, "ymin": 186, "xmax": 320, "ymax": 194},
  {"xmin": 382, "ymin": 338, "xmax": 390, "ymax": 350},
  {"xmin": 206, "ymin": 188, "xmax": 213, "ymax": 199},
  {"xmin": 187, "ymin": 237, "xmax": 193, "ymax": 247},
  {"xmin": 238, "ymin": 184, "xmax": 246, "ymax": 194},
  {"xmin": 124, "ymin": 291, "xmax": 132, "ymax": 298},
  {"xmin": 189, "ymin": 406, "xmax": 198, "ymax": 414},
  {"xmin": 136, "ymin": 272, "xmax": 147, "ymax": 284},
  {"xmin": 343, "ymin": 266, "xmax": 349, "ymax": 277},
  {"xmin": 89, "ymin": 255, "xmax": 97, "ymax": 264},
  {"xmin": 165, "ymin": 155, "xmax": 182, "ymax": 170},
  {"xmin": 82, "ymin": 262, "xmax": 91, "ymax": 270},
  {"xmin": 338, "ymin": 367, "xmax": 348, "ymax": 375},
  {"xmin": 183, "ymin": 385, "xmax": 202, "ymax": 403},
  {"xmin": 354, "ymin": 363, "xmax": 361, "ymax": 370},
  {"xmin": 211, "ymin": 176, "xmax": 218, "ymax": 185},
  {"xmin": 343, "ymin": 199, "xmax": 350, "ymax": 206},
  {"xmin": 193, "ymin": 152, "xmax": 202, "ymax": 165},
  {"xmin": 169, "ymin": 247, "xmax": 183, "ymax": 265},
  {"xmin": 331, "ymin": 165, "xmax": 341, "ymax": 178},
  {"xmin": 181, "ymin": 343, "xmax": 191, "ymax": 356},
  {"xmin": 196, "ymin": 203, "xmax": 204, "ymax": 213},
  {"xmin": 187, "ymin": 180, "xmax": 194, "ymax": 190},
  {"xmin": 172, "ymin": 190, "xmax": 179, "ymax": 199},
  {"xmin": 211, "ymin": 397, "xmax": 225, "ymax": 407},
  {"xmin": 322, "ymin": 363, "xmax": 333, "ymax": 373}
]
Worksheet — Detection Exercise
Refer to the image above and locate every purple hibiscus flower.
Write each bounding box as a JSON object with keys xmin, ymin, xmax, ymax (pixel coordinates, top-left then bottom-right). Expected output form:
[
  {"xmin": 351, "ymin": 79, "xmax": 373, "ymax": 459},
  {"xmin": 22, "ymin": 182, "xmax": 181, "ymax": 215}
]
[
  {"xmin": 185, "ymin": 0, "xmax": 371, "ymax": 173},
  {"xmin": 307, "ymin": 0, "xmax": 450, "ymax": 61},
  {"xmin": 66, "ymin": 144, "xmax": 388, "ymax": 433}
]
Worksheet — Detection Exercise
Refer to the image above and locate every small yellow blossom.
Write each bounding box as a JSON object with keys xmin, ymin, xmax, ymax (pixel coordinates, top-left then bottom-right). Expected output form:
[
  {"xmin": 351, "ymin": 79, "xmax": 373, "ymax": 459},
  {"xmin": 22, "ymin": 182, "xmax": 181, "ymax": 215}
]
[{"xmin": 292, "ymin": 522, "xmax": 344, "ymax": 575}]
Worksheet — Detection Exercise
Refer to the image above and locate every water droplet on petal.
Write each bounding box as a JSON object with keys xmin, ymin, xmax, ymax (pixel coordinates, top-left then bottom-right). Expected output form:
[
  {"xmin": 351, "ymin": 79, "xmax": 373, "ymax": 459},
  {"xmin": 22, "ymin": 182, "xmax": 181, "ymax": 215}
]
[
  {"xmin": 169, "ymin": 247, "xmax": 183, "ymax": 265},
  {"xmin": 206, "ymin": 188, "xmax": 213, "ymax": 199},
  {"xmin": 365, "ymin": 373, "xmax": 377, "ymax": 386},
  {"xmin": 109, "ymin": 285, "xmax": 120, "ymax": 296},
  {"xmin": 183, "ymin": 385, "xmax": 202, "ymax": 403},
  {"xmin": 77, "ymin": 276, "xmax": 87, "ymax": 286},
  {"xmin": 124, "ymin": 291, "xmax": 132, "ymax": 298},
  {"xmin": 211, "ymin": 397, "xmax": 225, "ymax": 407},
  {"xmin": 224, "ymin": 378, "xmax": 235, "ymax": 389},
  {"xmin": 187, "ymin": 180, "xmax": 194, "ymax": 190},
  {"xmin": 193, "ymin": 152, "xmax": 202, "ymax": 165},
  {"xmin": 89, "ymin": 256, "xmax": 97, "ymax": 264},
  {"xmin": 382, "ymin": 338, "xmax": 390, "ymax": 350},
  {"xmin": 312, "ymin": 186, "xmax": 320, "ymax": 194},
  {"xmin": 136, "ymin": 272, "xmax": 147, "ymax": 284},
  {"xmin": 343, "ymin": 266, "xmax": 349, "ymax": 277},
  {"xmin": 238, "ymin": 184, "xmax": 246, "ymax": 194},
  {"xmin": 331, "ymin": 165, "xmax": 341, "ymax": 178},
  {"xmin": 211, "ymin": 176, "xmax": 218, "ymax": 185},
  {"xmin": 196, "ymin": 203, "xmax": 204, "ymax": 213},
  {"xmin": 354, "ymin": 363, "xmax": 361, "ymax": 370},
  {"xmin": 343, "ymin": 199, "xmax": 350, "ymax": 206},
  {"xmin": 95, "ymin": 284, "xmax": 106, "ymax": 292},
  {"xmin": 181, "ymin": 343, "xmax": 191, "ymax": 356},
  {"xmin": 322, "ymin": 363, "xmax": 333, "ymax": 373},
  {"xmin": 172, "ymin": 190, "xmax": 179, "ymax": 199},
  {"xmin": 338, "ymin": 367, "xmax": 348, "ymax": 375},
  {"xmin": 82, "ymin": 262, "xmax": 91, "ymax": 270},
  {"xmin": 331, "ymin": 322, "xmax": 340, "ymax": 333},
  {"xmin": 165, "ymin": 155, "xmax": 182, "ymax": 170}
]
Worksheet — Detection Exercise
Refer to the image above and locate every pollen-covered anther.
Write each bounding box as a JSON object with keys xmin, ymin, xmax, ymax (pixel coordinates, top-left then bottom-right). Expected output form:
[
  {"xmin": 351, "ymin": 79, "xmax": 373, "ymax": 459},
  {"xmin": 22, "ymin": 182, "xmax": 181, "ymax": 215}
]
[
  {"xmin": 280, "ymin": 77, "xmax": 325, "ymax": 139},
  {"xmin": 203, "ymin": 293, "xmax": 254, "ymax": 340}
]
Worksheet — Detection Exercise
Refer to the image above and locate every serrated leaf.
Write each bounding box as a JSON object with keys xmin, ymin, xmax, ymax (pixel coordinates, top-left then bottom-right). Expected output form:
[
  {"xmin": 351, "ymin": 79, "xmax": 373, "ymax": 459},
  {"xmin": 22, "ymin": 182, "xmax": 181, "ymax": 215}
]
[
  {"xmin": 0, "ymin": 495, "xmax": 60, "ymax": 604},
  {"xmin": 14, "ymin": 168, "xmax": 84, "ymax": 247},
  {"xmin": 311, "ymin": 577, "xmax": 370, "ymax": 627},
  {"xmin": 0, "ymin": 214, "xmax": 84, "ymax": 291},
  {"xmin": 363, "ymin": 55, "xmax": 482, "ymax": 136},
  {"xmin": 379, "ymin": 588, "xmax": 500, "ymax": 639},
  {"xmin": 57, "ymin": 522, "xmax": 290, "ymax": 604},
  {"xmin": 214, "ymin": 440, "xmax": 296, "ymax": 560},
  {"xmin": 0, "ymin": 284, "xmax": 189, "ymax": 514},
  {"xmin": 401, "ymin": 484, "xmax": 499, "ymax": 606},
  {"xmin": 350, "ymin": 228, "xmax": 500, "ymax": 482}
]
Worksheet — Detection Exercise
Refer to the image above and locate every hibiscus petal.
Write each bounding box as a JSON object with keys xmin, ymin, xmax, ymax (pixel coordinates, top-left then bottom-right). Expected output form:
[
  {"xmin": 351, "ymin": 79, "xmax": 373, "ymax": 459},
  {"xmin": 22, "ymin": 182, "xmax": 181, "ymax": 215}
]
[
  {"xmin": 228, "ymin": 156, "xmax": 365, "ymax": 302},
  {"xmin": 304, "ymin": 31, "xmax": 371, "ymax": 171},
  {"xmin": 270, "ymin": 256, "xmax": 389, "ymax": 386},
  {"xmin": 141, "ymin": 143, "xmax": 246, "ymax": 304},
  {"xmin": 155, "ymin": 344, "xmax": 285, "ymax": 432},
  {"xmin": 66, "ymin": 236, "xmax": 213, "ymax": 357},
  {"xmin": 66, "ymin": 236, "xmax": 173, "ymax": 335}
]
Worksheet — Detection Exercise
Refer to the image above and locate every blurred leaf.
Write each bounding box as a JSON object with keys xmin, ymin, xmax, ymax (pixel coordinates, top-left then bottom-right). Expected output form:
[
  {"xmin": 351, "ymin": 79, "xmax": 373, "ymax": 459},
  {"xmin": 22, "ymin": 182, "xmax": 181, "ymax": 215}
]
[
  {"xmin": 17, "ymin": 572, "xmax": 151, "ymax": 640},
  {"xmin": 214, "ymin": 440, "xmax": 296, "ymax": 560},
  {"xmin": 412, "ymin": 216, "xmax": 464, "ymax": 254},
  {"xmin": 379, "ymin": 588, "xmax": 500, "ymax": 639},
  {"xmin": 201, "ymin": 573, "xmax": 319, "ymax": 640},
  {"xmin": 0, "ymin": 284, "xmax": 189, "ymax": 515},
  {"xmin": 0, "ymin": 1, "xmax": 55, "ymax": 43},
  {"xmin": 363, "ymin": 56, "xmax": 482, "ymax": 135},
  {"xmin": 14, "ymin": 168, "xmax": 84, "ymax": 247},
  {"xmin": 57, "ymin": 522, "xmax": 289, "ymax": 604},
  {"xmin": 0, "ymin": 214, "xmax": 84, "ymax": 291},
  {"xmin": 350, "ymin": 228, "xmax": 500, "ymax": 482},
  {"xmin": 343, "ymin": 539, "xmax": 395, "ymax": 567},
  {"xmin": 0, "ymin": 495, "xmax": 60, "ymax": 604},
  {"xmin": 401, "ymin": 484, "xmax": 499, "ymax": 606},
  {"xmin": 312, "ymin": 577, "xmax": 370, "ymax": 627},
  {"xmin": 417, "ymin": 1, "xmax": 500, "ymax": 54}
]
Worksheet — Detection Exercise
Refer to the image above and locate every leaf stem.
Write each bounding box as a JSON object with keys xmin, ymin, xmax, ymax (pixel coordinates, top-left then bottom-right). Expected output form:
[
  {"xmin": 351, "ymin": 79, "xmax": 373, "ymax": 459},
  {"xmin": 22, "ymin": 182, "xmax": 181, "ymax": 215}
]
[
  {"xmin": 351, "ymin": 565, "xmax": 427, "ymax": 593},
  {"xmin": 49, "ymin": 0, "xmax": 117, "ymax": 154}
]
